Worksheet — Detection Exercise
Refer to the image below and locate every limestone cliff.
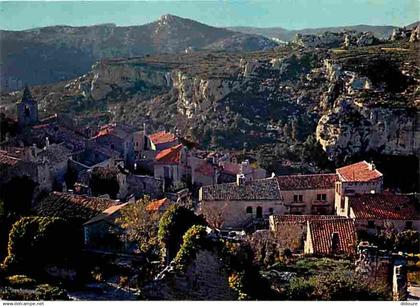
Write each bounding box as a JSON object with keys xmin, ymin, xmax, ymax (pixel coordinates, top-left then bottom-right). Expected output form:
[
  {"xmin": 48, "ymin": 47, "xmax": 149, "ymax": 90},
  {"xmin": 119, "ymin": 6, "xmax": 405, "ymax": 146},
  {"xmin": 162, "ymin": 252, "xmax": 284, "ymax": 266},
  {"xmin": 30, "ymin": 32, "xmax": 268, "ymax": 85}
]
[{"xmin": 316, "ymin": 100, "xmax": 419, "ymax": 159}]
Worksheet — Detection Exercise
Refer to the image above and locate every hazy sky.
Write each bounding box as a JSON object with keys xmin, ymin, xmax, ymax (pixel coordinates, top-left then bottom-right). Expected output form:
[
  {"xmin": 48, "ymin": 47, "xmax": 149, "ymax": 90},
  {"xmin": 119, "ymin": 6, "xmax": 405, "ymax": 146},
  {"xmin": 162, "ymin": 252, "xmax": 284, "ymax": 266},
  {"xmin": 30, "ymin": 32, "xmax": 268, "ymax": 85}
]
[{"xmin": 0, "ymin": 0, "xmax": 418, "ymax": 30}]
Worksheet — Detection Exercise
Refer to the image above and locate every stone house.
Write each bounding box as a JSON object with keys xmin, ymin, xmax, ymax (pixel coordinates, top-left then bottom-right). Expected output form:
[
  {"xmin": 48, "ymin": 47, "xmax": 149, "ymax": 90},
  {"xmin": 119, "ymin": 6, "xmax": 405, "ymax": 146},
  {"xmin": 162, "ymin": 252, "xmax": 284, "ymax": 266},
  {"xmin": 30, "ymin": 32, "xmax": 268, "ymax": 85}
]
[
  {"xmin": 193, "ymin": 162, "xmax": 218, "ymax": 187},
  {"xmin": 339, "ymin": 193, "xmax": 420, "ymax": 234},
  {"xmin": 269, "ymin": 214, "xmax": 347, "ymax": 253},
  {"xmin": 218, "ymin": 160, "xmax": 267, "ymax": 184},
  {"xmin": 154, "ymin": 144, "xmax": 187, "ymax": 188},
  {"xmin": 147, "ymin": 130, "xmax": 179, "ymax": 151},
  {"xmin": 83, "ymin": 203, "xmax": 133, "ymax": 253},
  {"xmin": 91, "ymin": 123, "xmax": 136, "ymax": 166},
  {"xmin": 199, "ymin": 176, "xmax": 283, "ymax": 229},
  {"xmin": 334, "ymin": 161, "xmax": 383, "ymax": 215},
  {"xmin": 134, "ymin": 128, "xmax": 178, "ymax": 157},
  {"xmin": 0, "ymin": 143, "xmax": 71, "ymax": 193},
  {"xmin": 34, "ymin": 191, "xmax": 118, "ymax": 225},
  {"xmin": 276, "ymin": 173, "xmax": 337, "ymax": 215},
  {"xmin": 304, "ymin": 218, "xmax": 357, "ymax": 256}
]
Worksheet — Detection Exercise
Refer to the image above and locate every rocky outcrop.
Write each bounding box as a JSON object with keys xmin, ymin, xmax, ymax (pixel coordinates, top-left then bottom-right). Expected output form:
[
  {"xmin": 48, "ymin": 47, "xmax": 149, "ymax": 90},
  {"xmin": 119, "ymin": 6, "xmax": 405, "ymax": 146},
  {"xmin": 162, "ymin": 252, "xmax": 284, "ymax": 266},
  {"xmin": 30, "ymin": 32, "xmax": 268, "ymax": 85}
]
[
  {"xmin": 295, "ymin": 32, "xmax": 344, "ymax": 48},
  {"xmin": 391, "ymin": 26, "xmax": 420, "ymax": 42},
  {"xmin": 173, "ymin": 71, "xmax": 241, "ymax": 118},
  {"xmin": 295, "ymin": 31, "xmax": 378, "ymax": 49},
  {"xmin": 71, "ymin": 61, "xmax": 172, "ymax": 101},
  {"xmin": 316, "ymin": 100, "xmax": 419, "ymax": 159},
  {"xmin": 409, "ymin": 25, "xmax": 420, "ymax": 42},
  {"xmin": 144, "ymin": 249, "xmax": 236, "ymax": 300}
]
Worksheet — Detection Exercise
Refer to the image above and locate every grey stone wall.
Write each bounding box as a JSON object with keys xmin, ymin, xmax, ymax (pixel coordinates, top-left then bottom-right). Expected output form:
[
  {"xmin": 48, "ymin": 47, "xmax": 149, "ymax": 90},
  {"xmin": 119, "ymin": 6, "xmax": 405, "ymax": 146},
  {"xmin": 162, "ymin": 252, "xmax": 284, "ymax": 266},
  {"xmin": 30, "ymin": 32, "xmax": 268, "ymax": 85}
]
[{"xmin": 144, "ymin": 250, "xmax": 236, "ymax": 300}]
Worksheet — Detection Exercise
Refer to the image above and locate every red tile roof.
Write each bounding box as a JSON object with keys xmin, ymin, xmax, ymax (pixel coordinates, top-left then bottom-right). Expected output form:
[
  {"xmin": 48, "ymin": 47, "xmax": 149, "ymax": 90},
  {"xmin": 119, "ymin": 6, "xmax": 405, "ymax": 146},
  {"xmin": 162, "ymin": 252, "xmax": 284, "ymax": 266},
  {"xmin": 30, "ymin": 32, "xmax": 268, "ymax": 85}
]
[
  {"xmin": 271, "ymin": 214, "xmax": 346, "ymax": 225},
  {"xmin": 308, "ymin": 219, "xmax": 357, "ymax": 255},
  {"xmin": 149, "ymin": 131, "xmax": 177, "ymax": 145},
  {"xmin": 34, "ymin": 192, "xmax": 118, "ymax": 223},
  {"xmin": 195, "ymin": 163, "xmax": 216, "ymax": 177},
  {"xmin": 349, "ymin": 193, "xmax": 419, "ymax": 220},
  {"xmin": 93, "ymin": 123, "xmax": 134, "ymax": 140},
  {"xmin": 155, "ymin": 144, "xmax": 183, "ymax": 164},
  {"xmin": 84, "ymin": 203, "xmax": 127, "ymax": 225},
  {"xmin": 221, "ymin": 163, "xmax": 241, "ymax": 176},
  {"xmin": 146, "ymin": 198, "xmax": 170, "ymax": 212},
  {"xmin": 336, "ymin": 161, "xmax": 382, "ymax": 182},
  {"xmin": 276, "ymin": 173, "xmax": 338, "ymax": 190}
]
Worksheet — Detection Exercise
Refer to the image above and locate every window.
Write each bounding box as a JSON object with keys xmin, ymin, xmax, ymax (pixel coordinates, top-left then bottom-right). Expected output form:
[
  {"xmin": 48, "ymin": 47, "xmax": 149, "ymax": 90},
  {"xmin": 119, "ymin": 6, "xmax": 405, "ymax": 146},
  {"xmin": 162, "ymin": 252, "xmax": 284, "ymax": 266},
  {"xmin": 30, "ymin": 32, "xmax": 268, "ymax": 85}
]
[
  {"xmin": 405, "ymin": 221, "xmax": 413, "ymax": 229},
  {"xmin": 317, "ymin": 194, "xmax": 327, "ymax": 201},
  {"xmin": 293, "ymin": 195, "xmax": 303, "ymax": 203},
  {"xmin": 368, "ymin": 221, "xmax": 375, "ymax": 229},
  {"xmin": 24, "ymin": 105, "xmax": 30, "ymax": 117},
  {"xmin": 256, "ymin": 206, "xmax": 263, "ymax": 218},
  {"xmin": 268, "ymin": 208, "xmax": 274, "ymax": 214},
  {"xmin": 246, "ymin": 206, "xmax": 253, "ymax": 214},
  {"xmin": 110, "ymin": 144, "xmax": 115, "ymax": 150}
]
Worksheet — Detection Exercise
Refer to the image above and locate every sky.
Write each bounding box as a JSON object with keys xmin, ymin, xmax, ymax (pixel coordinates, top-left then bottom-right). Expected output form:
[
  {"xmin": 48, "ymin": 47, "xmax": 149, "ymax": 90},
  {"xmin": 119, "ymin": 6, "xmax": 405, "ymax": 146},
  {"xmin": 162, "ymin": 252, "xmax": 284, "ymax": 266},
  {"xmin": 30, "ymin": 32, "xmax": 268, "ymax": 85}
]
[{"xmin": 0, "ymin": 0, "xmax": 418, "ymax": 30}]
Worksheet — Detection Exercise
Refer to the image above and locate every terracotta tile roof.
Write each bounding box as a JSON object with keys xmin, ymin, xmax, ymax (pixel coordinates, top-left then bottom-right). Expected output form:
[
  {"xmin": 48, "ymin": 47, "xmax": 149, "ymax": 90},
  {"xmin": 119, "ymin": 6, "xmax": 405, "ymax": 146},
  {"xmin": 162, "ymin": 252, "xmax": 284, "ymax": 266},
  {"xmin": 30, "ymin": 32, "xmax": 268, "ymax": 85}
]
[
  {"xmin": 146, "ymin": 198, "xmax": 170, "ymax": 212},
  {"xmin": 93, "ymin": 123, "xmax": 134, "ymax": 140},
  {"xmin": 349, "ymin": 193, "xmax": 419, "ymax": 220},
  {"xmin": 155, "ymin": 144, "xmax": 183, "ymax": 164},
  {"xmin": 84, "ymin": 203, "xmax": 127, "ymax": 225},
  {"xmin": 0, "ymin": 150, "xmax": 21, "ymax": 167},
  {"xmin": 148, "ymin": 131, "xmax": 177, "ymax": 145},
  {"xmin": 336, "ymin": 161, "xmax": 383, "ymax": 182},
  {"xmin": 34, "ymin": 192, "xmax": 118, "ymax": 223},
  {"xmin": 271, "ymin": 214, "xmax": 346, "ymax": 225},
  {"xmin": 195, "ymin": 162, "xmax": 216, "ymax": 177},
  {"xmin": 201, "ymin": 177, "xmax": 281, "ymax": 201},
  {"xmin": 308, "ymin": 219, "xmax": 357, "ymax": 255},
  {"xmin": 276, "ymin": 173, "xmax": 337, "ymax": 190},
  {"xmin": 221, "ymin": 163, "xmax": 241, "ymax": 176}
]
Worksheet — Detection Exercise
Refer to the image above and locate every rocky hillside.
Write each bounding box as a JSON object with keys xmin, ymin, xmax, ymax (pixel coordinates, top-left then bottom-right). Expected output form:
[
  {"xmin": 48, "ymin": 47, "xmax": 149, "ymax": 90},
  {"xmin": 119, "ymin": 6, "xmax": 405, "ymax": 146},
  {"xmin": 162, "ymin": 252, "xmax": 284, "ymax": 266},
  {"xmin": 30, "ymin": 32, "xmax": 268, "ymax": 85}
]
[
  {"xmin": 1, "ymin": 33, "xmax": 419, "ymax": 171},
  {"xmin": 0, "ymin": 14, "xmax": 276, "ymax": 91},
  {"xmin": 228, "ymin": 24, "xmax": 399, "ymax": 42}
]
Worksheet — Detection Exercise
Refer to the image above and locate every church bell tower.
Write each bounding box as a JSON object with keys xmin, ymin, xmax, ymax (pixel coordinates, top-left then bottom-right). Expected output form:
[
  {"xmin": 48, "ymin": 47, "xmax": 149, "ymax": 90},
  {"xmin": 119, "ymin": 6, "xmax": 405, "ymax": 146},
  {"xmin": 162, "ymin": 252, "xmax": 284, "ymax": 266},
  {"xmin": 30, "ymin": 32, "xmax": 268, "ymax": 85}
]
[{"xmin": 17, "ymin": 85, "xmax": 38, "ymax": 128}]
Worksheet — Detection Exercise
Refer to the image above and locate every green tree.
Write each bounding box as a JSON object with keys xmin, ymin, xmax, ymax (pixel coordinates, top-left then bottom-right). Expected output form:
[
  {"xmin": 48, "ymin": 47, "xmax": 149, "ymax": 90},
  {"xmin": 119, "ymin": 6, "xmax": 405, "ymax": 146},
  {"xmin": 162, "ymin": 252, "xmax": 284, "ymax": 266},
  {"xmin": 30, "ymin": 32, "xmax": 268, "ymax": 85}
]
[
  {"xmin": 395, "ymin": 230, "xmax": 420, "ymax": 253},
  {"xmin": 158, "ymin": 205, "xmax": 205, "ymax": 262},
  {"xmin": 3, "ymin": 217, "xmax": 79, "ymax": 275},
  {"xmin": 115, "ymin": 196, "xmax": 160, "ymax": 255}
]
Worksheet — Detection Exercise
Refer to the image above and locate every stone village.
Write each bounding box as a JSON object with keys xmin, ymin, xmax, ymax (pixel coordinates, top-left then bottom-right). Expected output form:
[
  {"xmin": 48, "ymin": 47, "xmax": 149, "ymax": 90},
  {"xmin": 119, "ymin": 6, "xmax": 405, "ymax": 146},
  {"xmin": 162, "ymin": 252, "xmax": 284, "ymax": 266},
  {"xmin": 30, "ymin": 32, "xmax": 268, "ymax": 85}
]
[{"xmin": 0, "ymin": 85, "xmax": 419, "ymax": 300}]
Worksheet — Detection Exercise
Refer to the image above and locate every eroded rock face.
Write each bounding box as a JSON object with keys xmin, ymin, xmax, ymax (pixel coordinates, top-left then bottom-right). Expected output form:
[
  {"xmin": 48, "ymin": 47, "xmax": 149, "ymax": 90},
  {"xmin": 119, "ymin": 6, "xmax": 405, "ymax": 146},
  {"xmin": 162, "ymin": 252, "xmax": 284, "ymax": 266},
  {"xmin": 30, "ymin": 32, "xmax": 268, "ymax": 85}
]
[
  {"xmin": 144, "ymin": 249, "xmax": 236, "ymax": 300},
  {"xmin": 409, "ymin": 25, "xmax": 420, "ymax": 43},
  {"xmin": 316, "ymin": 101, "xmax": 419, "ymax": 159},
  {"xmin": 78, "ymin": 62, "xmax": 172, "ymax": 101},
  {"xmin": 173, "ymin": 71, "xmax": 241, "ymax": 118},
  {"xmin": 295, "ymin": 32, "xmax": 344, "ymax": 48},
  {"xmin": 391, "ymin": 26, "xmax": 420, "ymax": 42}
]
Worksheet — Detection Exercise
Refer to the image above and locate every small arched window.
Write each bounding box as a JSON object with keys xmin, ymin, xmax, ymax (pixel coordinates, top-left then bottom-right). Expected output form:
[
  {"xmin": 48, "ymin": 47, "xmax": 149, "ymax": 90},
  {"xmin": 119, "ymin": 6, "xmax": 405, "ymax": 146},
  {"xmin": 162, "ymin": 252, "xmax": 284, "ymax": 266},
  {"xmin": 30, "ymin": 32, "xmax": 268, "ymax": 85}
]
[
  {"xmin": 246, "ymin": 206, "xmax": 253, "ymax": 214},
  {"xmin": 24, "ymin": 105, "xmax": 30, "ymax": 117}
]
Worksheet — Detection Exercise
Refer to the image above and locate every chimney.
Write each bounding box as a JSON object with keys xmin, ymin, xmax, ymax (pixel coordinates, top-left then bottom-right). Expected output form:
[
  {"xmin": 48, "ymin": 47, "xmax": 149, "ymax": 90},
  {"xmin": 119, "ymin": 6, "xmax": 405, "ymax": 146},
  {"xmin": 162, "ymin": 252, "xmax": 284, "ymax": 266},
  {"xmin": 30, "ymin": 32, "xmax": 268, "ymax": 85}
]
[
  {"xmin": 143, "ymin": 122, "xmax": 148, "ymax": 136},
  {"xmin": 237, "ymin": 173, "xmax": 246, "ymax": 186},
  {"xmin": 331, "ymin": 232, "xmax": 339, "ymax": 253},
  {"xmin": 368, "ymin": 161, "xmax": 376, "ymax": 171},
  {"xmin": 31, "ymin": 144, "xmax": 37, "ymax": 158}
]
